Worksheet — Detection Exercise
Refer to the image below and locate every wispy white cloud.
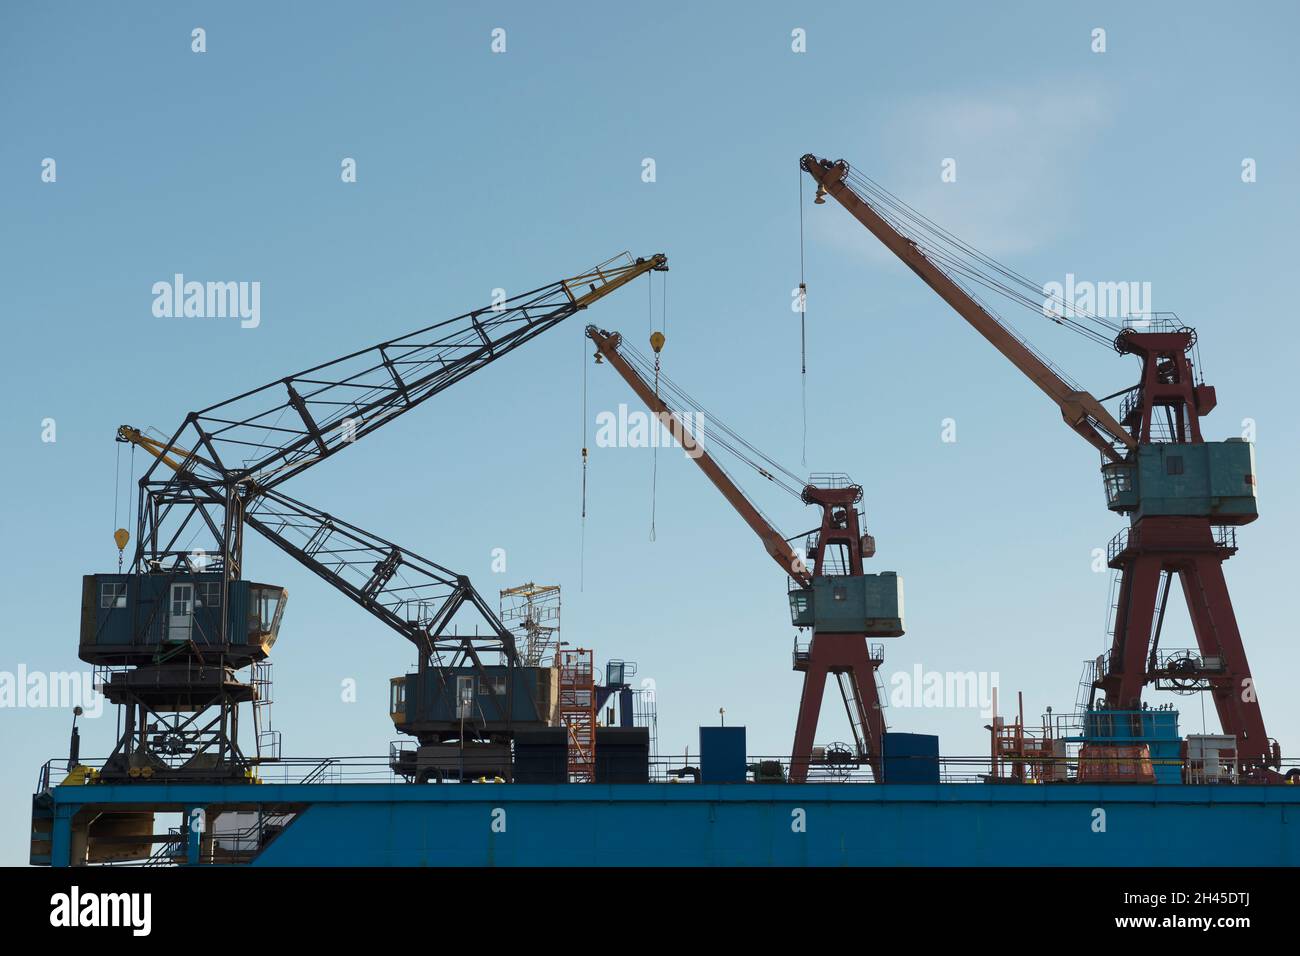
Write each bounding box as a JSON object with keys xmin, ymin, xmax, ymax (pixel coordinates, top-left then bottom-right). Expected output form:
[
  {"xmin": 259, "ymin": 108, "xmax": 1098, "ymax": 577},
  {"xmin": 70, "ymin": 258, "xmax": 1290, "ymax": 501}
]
[{"xmin": 809, "ymin": 84, "xmax": 1112, "ymax": 261}]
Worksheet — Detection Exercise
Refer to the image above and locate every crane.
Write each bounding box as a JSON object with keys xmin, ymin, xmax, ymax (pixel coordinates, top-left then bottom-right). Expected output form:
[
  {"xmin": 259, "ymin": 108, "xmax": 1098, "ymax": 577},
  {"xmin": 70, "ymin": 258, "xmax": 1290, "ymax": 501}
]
[
  {"xmin": 117, "ymin": 427, "xmax": 520, "ymax": 676},
  {"xmin": 93, "ymin": 253, "xmax": 666, "ymax": 782},
  {"xmin": 585, "ymin": 325, "xmax": 904, "ymax": 782},
  {"xmin": 801, "ymin": 155, "xmax": 1276, "ymax": 777},
  {"xmin": 127, "ymin": 253, "xmax": 667, "ymax": 577}
]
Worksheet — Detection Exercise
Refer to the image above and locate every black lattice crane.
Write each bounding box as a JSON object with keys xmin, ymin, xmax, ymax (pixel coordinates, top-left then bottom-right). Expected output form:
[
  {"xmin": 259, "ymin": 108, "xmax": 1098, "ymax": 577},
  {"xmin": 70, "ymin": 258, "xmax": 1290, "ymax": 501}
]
[{"xmin": 92, "ymin": 254, "xmax": 666, "ymax": 782}]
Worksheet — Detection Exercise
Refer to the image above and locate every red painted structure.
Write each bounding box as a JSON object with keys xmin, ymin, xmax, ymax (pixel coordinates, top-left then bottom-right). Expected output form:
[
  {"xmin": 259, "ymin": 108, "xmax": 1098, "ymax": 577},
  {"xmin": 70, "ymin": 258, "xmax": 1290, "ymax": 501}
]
[
  {"xmin": 586, "ymin": 328, "xmax": 896, "ymax": 784},
  {"xmin": 789, "ymin": 482, "xmax": 887, "ymax": 783},
  {"xmin": 1099, "ymin": 330, "xmax": 1275, "ymax": 773},
  {"xmin": 801, "ymin": 154, "xmax": 1278, "ymax": 778}
]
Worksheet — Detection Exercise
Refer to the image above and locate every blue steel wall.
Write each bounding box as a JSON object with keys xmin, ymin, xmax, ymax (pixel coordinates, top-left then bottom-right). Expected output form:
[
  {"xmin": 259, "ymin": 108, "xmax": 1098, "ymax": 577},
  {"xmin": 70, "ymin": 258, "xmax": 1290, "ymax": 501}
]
[
  {"xmin": 86, "ymin": 573, "xmax": 254, "ymax": 648},
  {"xmin": 190, "ymin": 783, "xmax": 1300, "ymax": 867},
  {"xmin": 407, "ymin": 666, "xmax": 544, "ymax": 723}
]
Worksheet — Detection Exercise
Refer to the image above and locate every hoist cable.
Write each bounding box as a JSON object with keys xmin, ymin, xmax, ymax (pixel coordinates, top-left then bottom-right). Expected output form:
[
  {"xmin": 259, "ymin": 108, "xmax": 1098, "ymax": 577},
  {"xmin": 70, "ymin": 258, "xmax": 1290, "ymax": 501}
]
[
  {"xmin": 919, "ymin": 245, "xmax": 1116, "ymax": 352},
  {"xmin": 127, "ymin": 444, "xmax": 137, "ymax": 569},
  {"xmin": 842, "ymin": 169, "xmax": 1125, "ymax": 344},
  {"xmin": 114, "ymin": 441, "xmax": 123, "ymax": 570},
  {"xmin": 623, "ymin": 346, "xmax": 805, "ymax": 488},
  {"xmin": 799, "ymin": 171, "xmax": 808, "ymax": 467},
  {"xmin": 920, "ymin": 244, "xmax": 1117, "ymax": 349},
  {"xmin": 847, "ymin": 170, "xmax": 1058, "ymax": 310},
  {"xmin": 580, "ymin": 330, "xmax": 589, "ymax": 591},
  {"xmin": 113, "ymin": 440, "xmax": 121, "ymax": 530},
  {"xmin": 846, "ymin": 171, "xmax": 1120, "ymax": 341},
  {"xmin": 662, "ymin": 269, "xmax": 667, "ymax": 335},
  {"xmin": 616, "ymin": 340, "xmax": 806, "ymax": 501},
  {"xmin": 650, "ymin": 273, "xmax": 659, "ymax": 543},
  {"xmin": 619, "ymin": 345, "xmax": 804, "ymax": 492}
]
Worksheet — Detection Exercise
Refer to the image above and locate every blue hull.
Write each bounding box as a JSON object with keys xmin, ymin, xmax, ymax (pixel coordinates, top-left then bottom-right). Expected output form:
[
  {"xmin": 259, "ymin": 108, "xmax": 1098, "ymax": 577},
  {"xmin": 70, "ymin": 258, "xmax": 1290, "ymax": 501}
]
[{"xmin": 42, "ymin": 781, "xmax": 1300, "ymax": 866}]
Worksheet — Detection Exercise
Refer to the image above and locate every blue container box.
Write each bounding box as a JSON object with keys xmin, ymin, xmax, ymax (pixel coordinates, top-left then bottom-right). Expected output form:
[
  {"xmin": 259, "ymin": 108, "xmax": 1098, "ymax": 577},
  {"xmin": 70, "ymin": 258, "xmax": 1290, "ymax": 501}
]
[
  {"xmin": 881, "ymin": 732, "xmax": 940, "ymax": 784},
  {"xmin": 700, "ymin": 726, "xmax": 747, "ymax": 783}
]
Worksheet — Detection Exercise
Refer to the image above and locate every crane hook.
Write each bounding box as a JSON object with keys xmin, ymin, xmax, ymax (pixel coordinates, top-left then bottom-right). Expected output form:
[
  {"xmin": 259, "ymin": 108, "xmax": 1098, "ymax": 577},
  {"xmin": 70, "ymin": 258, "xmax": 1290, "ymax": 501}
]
[{"xmin": 114, "ymin": 528, "xmax": 130, "ymax": 572}]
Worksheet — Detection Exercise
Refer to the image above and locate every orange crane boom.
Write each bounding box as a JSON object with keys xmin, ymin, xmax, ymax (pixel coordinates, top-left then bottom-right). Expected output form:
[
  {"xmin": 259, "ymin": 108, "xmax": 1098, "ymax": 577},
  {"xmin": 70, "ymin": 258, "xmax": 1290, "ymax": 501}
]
[
  {"xmin": 587, "ymin": 324, "xmax": 905, "ymax": 781},
  {"xmin": 801, "ymin": 154, "xmax": 1281, "ymax": 777},
  {"xmin": 800, "ymin": 155, "xmax": 1134, "ymax": 462},
  {"xmin": 585, "ymin": 326, "xmax": 811, "ymax": 586}
]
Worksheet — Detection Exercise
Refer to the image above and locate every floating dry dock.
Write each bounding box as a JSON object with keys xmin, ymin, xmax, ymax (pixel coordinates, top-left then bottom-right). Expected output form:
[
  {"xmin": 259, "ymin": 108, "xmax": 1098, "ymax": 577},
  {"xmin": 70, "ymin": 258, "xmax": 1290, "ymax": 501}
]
[{"xmin": 33, "ymin": 778, "xmax": 1300, "ymax": 867}]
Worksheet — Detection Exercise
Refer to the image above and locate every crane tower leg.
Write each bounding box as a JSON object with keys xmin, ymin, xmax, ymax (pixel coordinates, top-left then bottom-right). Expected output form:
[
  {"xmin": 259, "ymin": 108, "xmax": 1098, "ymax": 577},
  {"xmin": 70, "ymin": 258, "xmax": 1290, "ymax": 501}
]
[
  {"xmin": 790, "ymin": 663, "xmax": 828, "ymax": 784},
  {"xmin": 790, "ymin": 635, "xmax": 886, "ymax": 783},
  {"xmin": 1100, "ymin": 516, "xmax": 1273, "ymax": 773}
]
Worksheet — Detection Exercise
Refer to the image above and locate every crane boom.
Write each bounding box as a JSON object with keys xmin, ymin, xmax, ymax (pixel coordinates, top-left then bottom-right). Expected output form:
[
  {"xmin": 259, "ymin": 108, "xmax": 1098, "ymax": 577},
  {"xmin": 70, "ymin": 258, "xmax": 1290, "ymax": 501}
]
[
  {"xmin": 130, "ymin": 253, "xmax": 666, "ymax": 574},
  {"xmin": 800, "ymin": 155, "xmax": 1134, "ymax": 461},
  {"xmin": 96, "ymin": 255, "xmax": 665, "ymax": 780},
  {"xmin": 585, "ymin": 326, "xmax": 811, "ymax": 586},
  {"xmin": 116, "ymin": 426, "xmax": 531, "ymax": 726},
  {"xmin": 243, "ymin": 489, "xmax": 519, "ymax": 664},
  {"xmin": 115, "ymin": 426, "xmax": 520, "ymax": 663},
  {"xmin": 152, "ymin": 254, "xmax": 667, "ymax": 492}
]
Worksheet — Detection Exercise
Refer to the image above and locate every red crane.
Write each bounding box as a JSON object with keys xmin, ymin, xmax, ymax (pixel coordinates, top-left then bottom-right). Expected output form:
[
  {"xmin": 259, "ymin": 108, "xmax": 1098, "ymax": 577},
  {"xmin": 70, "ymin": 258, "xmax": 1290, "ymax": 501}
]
[
  {"xmin": 801, "ymin": 155, "xmax": 1278, "ymax": 778},
  {"xmin": 586, "ymin": 326, "xmax": 903, "ymax": 782}
]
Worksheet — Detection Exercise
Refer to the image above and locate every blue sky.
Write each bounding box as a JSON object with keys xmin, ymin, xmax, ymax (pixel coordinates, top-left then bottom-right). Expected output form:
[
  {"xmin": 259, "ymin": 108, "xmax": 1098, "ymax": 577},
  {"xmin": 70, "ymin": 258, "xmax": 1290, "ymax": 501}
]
[{"xmin": 3, "ymin": 2, "xmax": 1299, "ymax": 864}]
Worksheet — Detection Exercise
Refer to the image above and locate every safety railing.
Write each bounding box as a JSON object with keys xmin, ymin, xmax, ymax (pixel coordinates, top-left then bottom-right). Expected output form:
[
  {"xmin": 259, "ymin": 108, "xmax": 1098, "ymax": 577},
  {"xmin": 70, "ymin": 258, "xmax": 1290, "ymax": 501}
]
[
  {"xmin": 1119, "ymin": 312, "xmax": 1185, "ymax": 334},
  {"xmin": 792, "ymin": 636, "xmax": 810, "ymax": 667},
  {"xmin": 806, "ymin": 472, "xmax": 857, "ymax": 490},
  {"xmin": 1109, "ymin": 526, "xmax": 1237, "ymax": 565},
  {"xmin": 36, "ymin": 751, "xmax": 1300, "ymax": 790},
  {"xmin": 1214, "ymin": 526, "xmax": 1239, "ymax": 552},
  {"xmin": 1117, "ymin": 390, "xmax": 1185, "ymax": 443},
  {"xmin": 35, "ymin": 757, "xmax": 76, "ymax": 794},
  {"xmin": 1106, "ymin": 528, "xmax": 1130, "ymax": 564},
  {"xmin": 792, "ymin": 638, "xmax": 886, "ymax": 667},
  {"xmin": 143, "ymin": 827, "xmax": 185, "ymax": 866}
]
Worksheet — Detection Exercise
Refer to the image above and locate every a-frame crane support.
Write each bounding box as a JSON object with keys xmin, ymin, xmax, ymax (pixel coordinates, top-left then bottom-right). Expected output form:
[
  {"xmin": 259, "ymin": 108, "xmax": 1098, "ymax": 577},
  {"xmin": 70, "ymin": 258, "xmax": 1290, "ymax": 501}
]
[
  {"xmin": 802, "ymin": 154, "xmax": 1276, "ymax": 777},
  {"xmin": 586, "ymin": 326, "xmax": 898, "ymax": 783},
  {"xmin": 1098, "ymin": 333, "xmax": 1274, "ymax": 772},
  {"xmin": 790, "ymin": 483, "xmax": 889, "ymax": 782}
]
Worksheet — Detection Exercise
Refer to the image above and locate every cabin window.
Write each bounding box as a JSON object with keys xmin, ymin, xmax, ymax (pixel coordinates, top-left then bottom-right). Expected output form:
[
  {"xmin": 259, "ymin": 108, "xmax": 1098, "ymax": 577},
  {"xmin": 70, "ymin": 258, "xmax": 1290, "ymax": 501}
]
[
  {"xmin": 1102, "ymin": 461, "xmax": 1135, "ymax": 506},
  {"xmin": 478, "ymin": 676, "xmax": 508, "ymax": 697},
  {"xmin": 456, "ymin": 677, "xmax": 475, "ymax": 719},
  {"xmin": 249, "ymin": 586, "xmax": 286, "ymax": 637},
  {"xmin": 1166, "ymin": 455, "xmax": 1184, "ymax": 475},
  {"xmin": 833, "ymin": 585, "xmax": 848, "ymax": 602},
  {"xmin": 99, "ymin": 582, "xmax": 128, "ymax": 609},
  {"xmin": 196, "ymin": 581, "xmax": 221, "ymax": 608}
]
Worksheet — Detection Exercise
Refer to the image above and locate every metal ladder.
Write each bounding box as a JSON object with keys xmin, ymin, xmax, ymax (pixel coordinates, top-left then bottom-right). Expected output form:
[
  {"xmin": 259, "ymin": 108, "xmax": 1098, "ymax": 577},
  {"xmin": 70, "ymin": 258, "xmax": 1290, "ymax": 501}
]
[
  {"xmin": 836, "ymin": 671, "xmax": 884, "ymax": 760},
  {"xmin": 252, "ymin": 661, "xmax": 281, "ymax": 761}
]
